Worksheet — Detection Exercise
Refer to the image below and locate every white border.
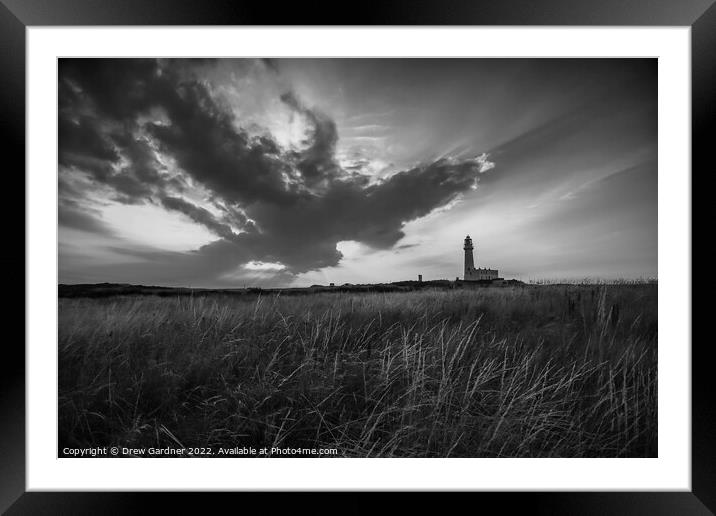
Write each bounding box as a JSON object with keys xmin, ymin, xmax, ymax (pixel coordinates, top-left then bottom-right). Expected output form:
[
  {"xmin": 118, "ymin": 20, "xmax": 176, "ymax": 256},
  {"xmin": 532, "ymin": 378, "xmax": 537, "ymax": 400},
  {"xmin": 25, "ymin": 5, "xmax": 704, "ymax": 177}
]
[{"xmin": 27, "ymin": 27, "xmax": 691, "ymax": 491}]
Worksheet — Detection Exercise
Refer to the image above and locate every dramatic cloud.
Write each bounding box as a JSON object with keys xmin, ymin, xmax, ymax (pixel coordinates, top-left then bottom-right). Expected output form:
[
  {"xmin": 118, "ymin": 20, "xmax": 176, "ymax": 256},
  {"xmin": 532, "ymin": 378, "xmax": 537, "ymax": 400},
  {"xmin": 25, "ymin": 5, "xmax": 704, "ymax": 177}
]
[
  {"xmin": 58, "ymin": 58, "xmax": 495, "ymax": 282},
  {"xmin": 59, "ymin": 58, "xmax": 656, "ymax": 286},
  {"xmin": 158, "ymin": 195, "xmax": 238, "ymax": 241}
]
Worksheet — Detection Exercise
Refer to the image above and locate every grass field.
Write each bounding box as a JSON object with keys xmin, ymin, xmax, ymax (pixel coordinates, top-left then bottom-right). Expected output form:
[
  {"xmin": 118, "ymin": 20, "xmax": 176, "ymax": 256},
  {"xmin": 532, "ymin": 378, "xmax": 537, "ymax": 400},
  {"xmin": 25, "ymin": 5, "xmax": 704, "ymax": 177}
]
[{"xmin": 58, "ymin": 284, "xmax": 657, "ymax": 457}]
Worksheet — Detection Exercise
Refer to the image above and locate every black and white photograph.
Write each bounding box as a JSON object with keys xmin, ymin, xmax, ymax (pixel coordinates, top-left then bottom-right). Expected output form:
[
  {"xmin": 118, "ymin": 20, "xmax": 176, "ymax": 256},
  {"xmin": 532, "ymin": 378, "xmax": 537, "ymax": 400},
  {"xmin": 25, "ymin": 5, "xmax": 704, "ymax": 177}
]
[{"xmin": 57, "ymin": 57, "xmax": 658, "ymax": 459}]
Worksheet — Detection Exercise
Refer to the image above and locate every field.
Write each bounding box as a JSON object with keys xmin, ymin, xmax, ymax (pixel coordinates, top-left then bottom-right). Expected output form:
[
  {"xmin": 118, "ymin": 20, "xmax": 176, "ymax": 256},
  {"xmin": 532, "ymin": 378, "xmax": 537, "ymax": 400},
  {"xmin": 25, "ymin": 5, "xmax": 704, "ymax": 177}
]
[{"xmin": 58, "ymin": 284, "xmax": 657, "ymax": 457}]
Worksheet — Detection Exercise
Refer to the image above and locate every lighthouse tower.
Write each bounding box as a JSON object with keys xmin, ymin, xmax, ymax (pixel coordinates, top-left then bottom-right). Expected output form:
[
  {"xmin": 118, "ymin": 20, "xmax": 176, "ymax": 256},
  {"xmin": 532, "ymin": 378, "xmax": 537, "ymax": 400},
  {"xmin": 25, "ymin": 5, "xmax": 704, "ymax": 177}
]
[{"xmin": 464, "ymin": 235, "xmax": 475, "ymax": 278}]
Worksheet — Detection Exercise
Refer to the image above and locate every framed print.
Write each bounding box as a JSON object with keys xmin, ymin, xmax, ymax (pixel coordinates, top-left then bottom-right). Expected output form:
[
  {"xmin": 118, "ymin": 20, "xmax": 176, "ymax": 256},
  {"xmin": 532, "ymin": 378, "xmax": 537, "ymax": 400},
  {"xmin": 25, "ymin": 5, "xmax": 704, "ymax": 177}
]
[{"xmin": 2, "ymin": 0, "xmax": 709, "ymax": 512}]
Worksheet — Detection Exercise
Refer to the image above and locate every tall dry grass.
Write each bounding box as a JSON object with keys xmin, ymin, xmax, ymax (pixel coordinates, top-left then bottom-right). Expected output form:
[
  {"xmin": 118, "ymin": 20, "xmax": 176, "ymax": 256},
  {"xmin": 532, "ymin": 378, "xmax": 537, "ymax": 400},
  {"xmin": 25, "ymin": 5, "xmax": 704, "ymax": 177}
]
[{"xmin": 58, "ymin": 284, "xmax": 657, "ymax": 457}]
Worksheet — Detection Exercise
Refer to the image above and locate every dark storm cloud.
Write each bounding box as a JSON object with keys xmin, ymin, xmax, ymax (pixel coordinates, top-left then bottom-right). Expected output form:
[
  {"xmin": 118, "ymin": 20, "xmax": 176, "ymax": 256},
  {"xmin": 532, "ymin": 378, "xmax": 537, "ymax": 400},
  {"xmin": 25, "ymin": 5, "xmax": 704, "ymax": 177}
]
[
  {"xmin": 146, "ymin": 81, "xmax": 297, "ymax": 207},
  {"xmin": 159, "ymin": 195, "xmax": 237, "ymax": 241},
  {"xmin": 58, "ymin": 116, "xmax": 119, "ymax": 164},
  {"xmin": 280, "ymin": 90, "xmax": 340, "ymax": 187},
  {"xmin": 58, "ymin": 58, "xmax": 492, "ymax": 280},
  {"xmin": 58, "ymin": 60, "xmax": 176, "ymax": 204}
]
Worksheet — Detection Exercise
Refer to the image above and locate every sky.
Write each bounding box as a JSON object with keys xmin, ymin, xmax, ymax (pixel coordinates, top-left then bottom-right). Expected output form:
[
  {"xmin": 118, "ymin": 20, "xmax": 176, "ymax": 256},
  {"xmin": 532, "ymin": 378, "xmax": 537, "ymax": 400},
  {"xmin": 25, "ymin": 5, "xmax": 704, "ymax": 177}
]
[{"xmin": 58, "ymin": 58, "xmax": 657, "ymax": 287}]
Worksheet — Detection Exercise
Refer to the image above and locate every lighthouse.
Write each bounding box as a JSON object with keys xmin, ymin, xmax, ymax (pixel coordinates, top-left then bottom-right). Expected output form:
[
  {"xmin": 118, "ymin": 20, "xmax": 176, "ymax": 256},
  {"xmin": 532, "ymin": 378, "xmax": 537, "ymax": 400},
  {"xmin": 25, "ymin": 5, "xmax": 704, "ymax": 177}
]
[
  {"xmin": 463, "ymin": 235, "xmax": 499, "ymax": 281},
  {"xmin": 464, "ymin": 235, "xmax": 475, "ymax": 277}
]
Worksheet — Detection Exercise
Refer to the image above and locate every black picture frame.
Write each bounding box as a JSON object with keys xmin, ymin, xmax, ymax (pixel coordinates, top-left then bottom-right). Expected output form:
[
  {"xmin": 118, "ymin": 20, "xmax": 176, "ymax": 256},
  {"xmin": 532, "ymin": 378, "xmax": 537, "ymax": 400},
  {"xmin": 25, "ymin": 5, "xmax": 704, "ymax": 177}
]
[{"xmin": 2, "ymin": 0, "xmax": 708, "ymax": 513}]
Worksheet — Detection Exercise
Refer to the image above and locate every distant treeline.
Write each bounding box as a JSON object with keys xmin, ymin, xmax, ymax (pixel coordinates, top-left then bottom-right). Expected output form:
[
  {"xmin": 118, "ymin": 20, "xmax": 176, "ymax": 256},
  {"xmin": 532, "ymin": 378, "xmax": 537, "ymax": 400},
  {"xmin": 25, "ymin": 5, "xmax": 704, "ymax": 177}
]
[{"xmin": 58, "ymin": 279, "xmax": 528, "ymax": 299}]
